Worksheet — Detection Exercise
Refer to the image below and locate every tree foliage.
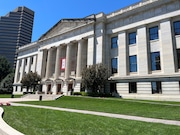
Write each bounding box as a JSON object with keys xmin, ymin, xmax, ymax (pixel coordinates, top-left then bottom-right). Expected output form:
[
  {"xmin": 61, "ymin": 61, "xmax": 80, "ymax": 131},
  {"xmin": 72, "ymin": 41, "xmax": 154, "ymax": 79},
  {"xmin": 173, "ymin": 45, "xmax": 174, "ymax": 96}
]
[
  {"xmin": 21, "ymin": 72, "xmax": 41, "ymax": 92},
  {"xmin": 81, "ymin": 64, "xmax": 109, "ymax": 93},
  {"xmin": 0, "ymin": 56, "xmax": 12, "ymax": 82},
  {"xmin": 0, "ymin": 72, "xmax": 14, "ymax": 93}
]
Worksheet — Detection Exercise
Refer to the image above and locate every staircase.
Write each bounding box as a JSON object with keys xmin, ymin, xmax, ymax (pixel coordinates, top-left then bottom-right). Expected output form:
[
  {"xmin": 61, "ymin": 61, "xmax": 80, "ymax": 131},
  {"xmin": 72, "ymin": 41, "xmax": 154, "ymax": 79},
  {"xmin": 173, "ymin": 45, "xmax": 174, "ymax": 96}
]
[{"xmin": 21, "ymin": 94, "xmax": 63, "ymax": 101}]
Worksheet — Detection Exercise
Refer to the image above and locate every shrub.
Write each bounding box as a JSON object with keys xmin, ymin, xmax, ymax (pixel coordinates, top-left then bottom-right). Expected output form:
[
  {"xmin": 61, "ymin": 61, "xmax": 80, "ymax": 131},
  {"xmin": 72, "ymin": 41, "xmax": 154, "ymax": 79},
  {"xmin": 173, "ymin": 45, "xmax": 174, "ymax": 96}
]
[{"xmin": 73, "ymin": 92, "xmax": 82, "ymax": 96}]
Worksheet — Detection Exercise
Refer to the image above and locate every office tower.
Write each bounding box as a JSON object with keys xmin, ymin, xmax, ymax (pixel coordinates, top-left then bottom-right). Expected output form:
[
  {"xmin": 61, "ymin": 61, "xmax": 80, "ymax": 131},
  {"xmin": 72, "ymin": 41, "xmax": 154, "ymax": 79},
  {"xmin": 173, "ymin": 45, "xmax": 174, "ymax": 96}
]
[{"xmin": 0, "ymin": 6, "xmax": 34, "ymax": 67}]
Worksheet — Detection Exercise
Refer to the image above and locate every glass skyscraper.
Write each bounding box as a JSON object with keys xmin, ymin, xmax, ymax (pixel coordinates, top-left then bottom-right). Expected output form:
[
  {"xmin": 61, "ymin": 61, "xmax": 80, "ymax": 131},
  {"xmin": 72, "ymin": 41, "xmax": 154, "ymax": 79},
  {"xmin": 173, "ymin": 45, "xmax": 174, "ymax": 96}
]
[{"xmin": 0, "ymin": 6, "xmax": 34, "ymax": 67}]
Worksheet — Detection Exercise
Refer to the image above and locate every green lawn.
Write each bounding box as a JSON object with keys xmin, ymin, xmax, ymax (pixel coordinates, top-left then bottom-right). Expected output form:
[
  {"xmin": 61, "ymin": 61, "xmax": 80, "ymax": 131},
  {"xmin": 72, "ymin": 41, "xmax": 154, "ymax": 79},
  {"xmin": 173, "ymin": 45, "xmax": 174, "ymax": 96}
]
[
  {"xmin": 3, "ymin": 106, "xmax": 180, "ymax": 135},
  {"xmin": 0, "ymin": 94, "xmax": 22, "ymax": 98},
  {"xmin": 21, "ymin": 96, "xmax": 180, "ymax": 120}
]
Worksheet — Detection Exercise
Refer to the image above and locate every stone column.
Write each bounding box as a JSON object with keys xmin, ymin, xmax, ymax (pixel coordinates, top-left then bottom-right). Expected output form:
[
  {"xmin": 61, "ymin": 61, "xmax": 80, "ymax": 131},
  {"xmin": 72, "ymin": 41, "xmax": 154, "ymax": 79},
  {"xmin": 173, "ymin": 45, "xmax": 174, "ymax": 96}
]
[
  {"xmin": 14, "ymin": 60, "xmax": 20, "ymax": 83},
  {"xmin": 45, "ymin": 48, "xmax": 53, "ymax": 79},
  {"xmin": 65, "ymin": 43, "xmax": 72, "ymax": 79},
  {"xmin": 26, "ymin": 57, "xmax": 31, "ymax": 73},
  {"xmin": 76, "ymin": 40, "xmax": 83, "ymax": 77},
  {"xmin": 19, "ymin": 59, "xmax": 25, "ymax": 82},
  {"xmin": 137, "ymin": 26, "xmax": 149, "ymax": 75},
  {"xmin": 55, "ymin": 46, "xmax": 61, "ymax": 79},
  {"xmin": 118, "ymin": 31, "xmax": 127, "ymax": 76},
  {"xmin": 36, "ymin": 50, "xmax": 44, "ymax": 76},
  {"xmin": 160, "ymin": 19, "xmax": 175, "ymax": 73},
  {"xmin": 87, "ymin": 36, "xmax": 95, "ymax": 66}
]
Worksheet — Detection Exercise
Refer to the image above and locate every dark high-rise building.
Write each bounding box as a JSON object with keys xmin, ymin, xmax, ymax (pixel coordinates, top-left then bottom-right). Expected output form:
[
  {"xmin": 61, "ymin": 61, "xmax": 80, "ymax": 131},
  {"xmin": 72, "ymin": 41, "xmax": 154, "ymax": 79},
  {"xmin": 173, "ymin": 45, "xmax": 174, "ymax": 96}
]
[{"xmin": 0, "ymin": 6, "xmax": 34, "ymax": 67}]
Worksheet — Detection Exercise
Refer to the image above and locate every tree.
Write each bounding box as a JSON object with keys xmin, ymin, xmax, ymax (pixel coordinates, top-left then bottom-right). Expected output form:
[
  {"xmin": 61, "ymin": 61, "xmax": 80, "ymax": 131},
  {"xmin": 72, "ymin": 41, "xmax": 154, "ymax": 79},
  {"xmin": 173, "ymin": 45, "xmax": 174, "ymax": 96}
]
[
  {"xmin": 81, "ymin": 64, "xmax": 109, "ymax": 93},
  {"xmin": 0, "ymin": 72, "xmax": 14, "ymax": 93},
  {"xmin": 21, "ymin": 72, "xmax": 41, "ymax": 92},
  {"xmin": 0, "ymin": 56, "xmax": 12, "ymax": 82}
]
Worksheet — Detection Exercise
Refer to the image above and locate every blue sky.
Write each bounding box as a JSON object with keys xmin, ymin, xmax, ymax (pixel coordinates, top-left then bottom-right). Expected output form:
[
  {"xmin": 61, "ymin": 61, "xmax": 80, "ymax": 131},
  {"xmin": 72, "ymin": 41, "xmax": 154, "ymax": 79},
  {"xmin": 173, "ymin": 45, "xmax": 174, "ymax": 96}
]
[{"xmin": 0, "ymin": 0, "xmax": 140, "ymax": 42}]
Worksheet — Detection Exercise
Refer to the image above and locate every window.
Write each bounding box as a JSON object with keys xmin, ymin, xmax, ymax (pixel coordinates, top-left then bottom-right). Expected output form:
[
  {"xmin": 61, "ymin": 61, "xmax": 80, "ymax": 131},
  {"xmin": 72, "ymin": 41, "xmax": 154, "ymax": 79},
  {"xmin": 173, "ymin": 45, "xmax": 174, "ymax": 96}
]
[
  {"xmin": 111, "ymin": 58, "xmax": 118, "ymax": 74},
  {"xmin": 149, "ymin": 26, "xmax": 159, "ymax": 40},
  {"xmin": 151, "ymin": 81, "xmax": 162, "ymax": 94},
  {"xmin": 129, "ymin": 82, "xmax": 137, "ymax": 93},
  {"xmin": 129, "ymin": 32, "xmax": 136, "ymax": 45},
  {"xmin": 111, "ymin": 36, "xmax": 118, "ymax": 48},
  {"xmin": 151, "ymin": 52, "xmax": 161, "ymax": 71},
  {"xmin": 129, "ymin": 55, "xmax": 137, "ymax": 72},
  {"xmin": 174, "ymin": 21, "xmax": 180, "ymax": 35},
  {"xmin": 177, "ymin": 49, "xmax": 180, "ymax": 69},
  {"xmin": 110, "ymin": 83, "xmax": 117, "ymax": 93}
]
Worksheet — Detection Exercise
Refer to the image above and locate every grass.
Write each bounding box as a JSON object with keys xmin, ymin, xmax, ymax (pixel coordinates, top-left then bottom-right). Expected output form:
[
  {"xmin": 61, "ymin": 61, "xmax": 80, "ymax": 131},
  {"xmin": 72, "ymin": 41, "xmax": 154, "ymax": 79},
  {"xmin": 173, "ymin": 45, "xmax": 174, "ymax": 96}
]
[
  {"xmin": 21, "ymin": 96, "xmax": 180, "ymax": 120},
  {"xmin": 3, "ymin": 106, "xmax": 180, "ymax": 135},
  {"xmin": 0, "ymin": 94, "xmax": 22, "ymax": 98}
]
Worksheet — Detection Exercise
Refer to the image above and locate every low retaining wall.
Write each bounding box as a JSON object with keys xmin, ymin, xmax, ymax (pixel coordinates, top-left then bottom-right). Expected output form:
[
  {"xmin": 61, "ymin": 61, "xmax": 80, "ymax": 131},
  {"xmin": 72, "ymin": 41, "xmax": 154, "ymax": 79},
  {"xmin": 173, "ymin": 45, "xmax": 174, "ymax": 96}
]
[{"xmin": 0, "ymin": 107, "xmax": 24, "ymax": 135}]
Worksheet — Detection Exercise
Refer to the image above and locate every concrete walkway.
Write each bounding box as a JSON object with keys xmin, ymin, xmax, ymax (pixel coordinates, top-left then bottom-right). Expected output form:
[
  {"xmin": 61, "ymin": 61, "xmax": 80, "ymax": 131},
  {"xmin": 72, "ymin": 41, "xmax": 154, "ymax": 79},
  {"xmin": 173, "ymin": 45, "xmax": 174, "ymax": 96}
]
[
  {"xmin": 12, "ymin": 102, "xmax": 180, "ymax": 126},
  {"xmin": 0, "ymin": 98, "xmax": 38, "ymax": 103}
]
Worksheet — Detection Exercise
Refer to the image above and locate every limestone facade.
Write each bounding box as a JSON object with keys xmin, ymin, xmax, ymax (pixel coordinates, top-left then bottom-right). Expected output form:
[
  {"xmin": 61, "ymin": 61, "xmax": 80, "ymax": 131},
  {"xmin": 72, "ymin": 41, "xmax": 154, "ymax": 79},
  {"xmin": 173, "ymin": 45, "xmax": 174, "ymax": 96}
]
[{"xmin": 13, "ymin": 0, "xmax": 180, "ymax": 98}]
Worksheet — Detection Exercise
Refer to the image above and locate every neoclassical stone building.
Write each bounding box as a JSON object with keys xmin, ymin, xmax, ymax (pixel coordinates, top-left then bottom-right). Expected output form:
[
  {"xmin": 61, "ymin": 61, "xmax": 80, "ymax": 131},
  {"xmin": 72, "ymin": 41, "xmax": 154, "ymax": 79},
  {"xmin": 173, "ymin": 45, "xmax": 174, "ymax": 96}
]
[{"xmin": 13, "ymin": 0, "xmax": 180, "ymax": 99}]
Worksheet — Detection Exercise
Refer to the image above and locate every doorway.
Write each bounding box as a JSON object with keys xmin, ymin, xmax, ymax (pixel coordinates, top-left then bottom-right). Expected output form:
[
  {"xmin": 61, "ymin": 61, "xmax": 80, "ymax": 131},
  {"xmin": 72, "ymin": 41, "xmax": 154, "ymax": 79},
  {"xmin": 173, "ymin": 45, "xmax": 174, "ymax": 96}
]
[
  {"xmin": 47, "ymin": 84, "xmax": 52, "ymax": 94},
  {"xmin": 57, "ymin": 84, "xmax": 61, "ymax": 94}
]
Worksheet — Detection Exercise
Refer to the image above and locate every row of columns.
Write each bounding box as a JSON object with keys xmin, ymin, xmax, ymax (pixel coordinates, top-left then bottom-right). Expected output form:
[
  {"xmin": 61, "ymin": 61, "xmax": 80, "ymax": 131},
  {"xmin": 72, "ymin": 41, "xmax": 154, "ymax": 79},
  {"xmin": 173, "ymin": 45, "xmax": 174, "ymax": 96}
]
[
  {"xmin": 14, "ymin": 55, "xmax": 37, "ymax": 83},
  {"xmin": 43, "ymin": 39, "xmax": 86, "ymax": 80}
]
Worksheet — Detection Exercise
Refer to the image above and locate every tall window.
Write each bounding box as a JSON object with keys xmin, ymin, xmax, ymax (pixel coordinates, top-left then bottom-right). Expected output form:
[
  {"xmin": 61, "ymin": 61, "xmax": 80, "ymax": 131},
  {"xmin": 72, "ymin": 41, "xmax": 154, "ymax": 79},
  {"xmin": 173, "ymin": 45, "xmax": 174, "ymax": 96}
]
[
  {"xmin": 111, "ymin": 36, "xmax": 118, "ymax": 48},
  {"xmin": 110, "ymin": 83, "xmax": 117, "ymax": 93},
  {"xmin": 177, "ymin": 49, "xmax": 180, "ymax": 69},
  {"xmin": 149, "ymin": 26, "xmax": 159, "ymax": 40},
  {"xmin": 151, "ymin": 52, "xmax": 161, "ymax": 71},
  {"xmin": 111, "ymin": 58, "xmax": 118, "ymax": 74},
  {"xmin": 174, "ymin": 21, "xmax": 180, "ymax": 35},
  {"xmin": 129, "ymin": 32, "xmax": 136, "ymax": 45},
  {"xmin": 129, "ymin": 82, "xmax": 137, "ymax": 93},
  {"xmin": 129, "ymin": 55, "xmax": 137, "ymax": 72},
  {"xmin": 151, "ymin": 81, "xmax": 162, "ymax": 94}
]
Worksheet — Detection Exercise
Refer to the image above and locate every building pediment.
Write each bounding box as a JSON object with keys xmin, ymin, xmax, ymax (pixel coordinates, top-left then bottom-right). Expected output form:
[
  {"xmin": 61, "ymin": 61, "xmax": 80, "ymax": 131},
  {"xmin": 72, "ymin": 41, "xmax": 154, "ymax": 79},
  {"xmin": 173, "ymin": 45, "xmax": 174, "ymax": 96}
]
[{"xmin": 39, "ymin": 18, "xmax": 95, "ymax": 40}]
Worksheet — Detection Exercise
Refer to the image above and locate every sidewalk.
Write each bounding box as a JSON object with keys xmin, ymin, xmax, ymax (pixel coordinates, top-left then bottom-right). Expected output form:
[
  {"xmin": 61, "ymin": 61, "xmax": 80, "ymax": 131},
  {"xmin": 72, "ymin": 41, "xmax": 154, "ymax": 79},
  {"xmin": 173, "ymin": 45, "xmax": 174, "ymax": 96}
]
[
  {"xmin": 11, "ymin": 103, "xmax": 180, "ymax": 126},
  {"xmin": 0, "ymin": 98, "xmax": 38, "ymax": 103}
]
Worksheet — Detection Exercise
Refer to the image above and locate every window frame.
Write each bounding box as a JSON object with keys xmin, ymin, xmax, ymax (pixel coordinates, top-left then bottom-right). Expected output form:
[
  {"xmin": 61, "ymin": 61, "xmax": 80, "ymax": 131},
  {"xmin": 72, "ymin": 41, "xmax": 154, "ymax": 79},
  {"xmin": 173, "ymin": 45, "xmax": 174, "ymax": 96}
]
[
  {"xmin": 174, "ymin": 21, "xmax": 180, "ymax": 36},
  {"xmin": 129, "ymin": 55, "xmax": 137, "ymax": 72},
  {"xmin": 149, "ymin": 26, "xmax": 159, "ymax": 40},
  {"xmin": 177, "ymin": 49, "xmax": 180, "ymax": 69},
  {"xmin": 151, "ymin": 81, "xmax": 162, "ymax": 94},
  {"xmin": 111, "ymin": 58, "xmax": 118, "ymax": 74},
  {"xmin": 151, "ymin": 52, "xmax": 161, "ymax": 71},
  {"xmin": 129, "ymin": 82, "xmax": 137, "ymax": 93},
  {"xmin": 111, "ymin": 36, "xmax": 118, "ymax": 49},
  {"xmin": 128, "ymin": 32, "xmax": 136, "ymax": 45}
]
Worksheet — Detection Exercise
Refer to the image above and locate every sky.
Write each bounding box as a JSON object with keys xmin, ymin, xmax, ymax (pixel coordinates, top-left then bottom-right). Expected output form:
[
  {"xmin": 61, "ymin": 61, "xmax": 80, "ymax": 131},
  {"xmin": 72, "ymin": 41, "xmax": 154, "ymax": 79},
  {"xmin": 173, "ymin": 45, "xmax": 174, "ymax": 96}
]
[{"xmin": 0, "ymin": 0, "xmax": 140, "ymax": 42}]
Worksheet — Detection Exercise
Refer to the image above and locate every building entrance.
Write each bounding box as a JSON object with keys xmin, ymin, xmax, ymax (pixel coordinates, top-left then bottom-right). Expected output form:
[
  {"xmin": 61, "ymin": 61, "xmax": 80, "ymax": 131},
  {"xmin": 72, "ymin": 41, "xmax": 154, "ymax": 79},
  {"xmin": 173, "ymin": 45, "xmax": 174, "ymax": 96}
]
[
  {"xmin": 47, "ymin": 84, "xmax": 52, "ymax": 94},
  {"xmin": 57, "ymin": 84, "xmax": 62, "ymax": 94}
]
